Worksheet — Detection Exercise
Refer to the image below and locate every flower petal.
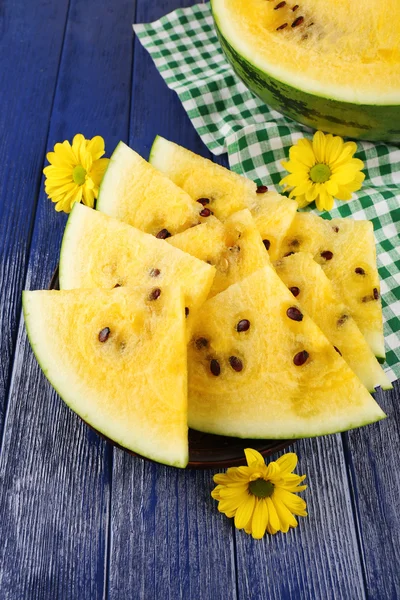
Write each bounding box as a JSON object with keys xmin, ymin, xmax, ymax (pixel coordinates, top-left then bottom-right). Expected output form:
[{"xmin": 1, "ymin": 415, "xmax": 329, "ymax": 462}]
[
  {"xmin": 324, "ymin": 134, "xmax": 344, "ymax": 164},
  {"xmin": 271, "ymin": 495, "xmax": 298, "ymax": 533},
  {"xmin": 315, "ymin": 186, "xmax": 334, "ymax": 211},
  {"xmin": 330, "ymin": 141, "xmax": 357, "ymax": 168},
  {"xmin": 289, "ymin": 138, "xmax": 316, "ymax": 168},
  {"xmin": 251, "ymin": 499, "xmax": 269, "ymax": 539},
  {"xmin": 266, "ymin": 497, "xmax": 281, "ymax": 533},
  {"xmin": 274, "ymin": 488, "xmax": 308, "ymax": 517},
  {"xmin": 275, "ymin": 452, "xmax": 298, "ymax": 475},
  {"xmin": 324, "ymin": 178, "xmax": 339, "ymax": 196},
  {"xmin": 244, "ymin": 448, "xmax": 266, "ymax": 468},
  {"xmin": 312, "ymin": 131, "xmax": 326, "ymax": 163},
  {"xmin": 234, "ymin": 493, "xmax": 256, "ymax": 529},
  {"xmin": 305, "ymin": 183, "xmax": 319, "ymax": 203},
  {"xmin": 86, "ymin": 135, "xmax": 106, "ymax": 161}
]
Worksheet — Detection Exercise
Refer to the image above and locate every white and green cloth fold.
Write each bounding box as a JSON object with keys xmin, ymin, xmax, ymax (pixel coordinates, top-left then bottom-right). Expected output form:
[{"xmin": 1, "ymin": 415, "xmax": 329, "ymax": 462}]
[{"xmin": 134, "ymin": 3, "xmax": 400, "ymax": 382}]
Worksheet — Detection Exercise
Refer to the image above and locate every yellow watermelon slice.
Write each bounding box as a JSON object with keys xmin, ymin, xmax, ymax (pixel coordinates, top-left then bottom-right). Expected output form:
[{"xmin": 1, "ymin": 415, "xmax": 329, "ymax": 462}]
[
  {"xmin": 23, "ymin": 287, "xmax": 188, "ymax": 467},
  {"xmin": 279, "ymin": 212, "xmax": 384, "ymax": 359},
  {"xmin": 59, "ymin": 203, "xmax": 215, "ymax": 326},
  {"xmin": 188, "ymin": 266, "xmax": 385, "ymax": 438},
  {"xmin": 275, "ymin": 252, "xmax": 392, "ymax": 392},
  {"xmin": 97, "ymin": 141, "xmax": 200, "ymax": 236},
  {"xmin": 168, "ymin": 209, "xmax": 269, "ymax": 297},
  {"xmin": 149, "ymin": 136, "xmax": 256, "ymax": 220},
  {"xmin": 249, "ymin": 191, "xmax": 298, "ymax": 261}
]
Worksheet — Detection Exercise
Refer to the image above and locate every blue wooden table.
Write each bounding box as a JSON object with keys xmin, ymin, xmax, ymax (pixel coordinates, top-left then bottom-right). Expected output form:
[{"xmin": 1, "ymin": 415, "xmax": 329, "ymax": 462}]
[{"xmin": 1, "ymin": 1, "xmax": 399, "ymax": 598}]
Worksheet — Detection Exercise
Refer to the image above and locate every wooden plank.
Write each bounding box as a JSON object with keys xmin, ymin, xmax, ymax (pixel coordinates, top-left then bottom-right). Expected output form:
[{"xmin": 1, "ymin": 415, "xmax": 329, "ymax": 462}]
[
  {"xmin": 0, "ymin": 0, "xmax": 135, "ymax": 598},
  {"xmin": 213, "ymin": 161, "xmax": 368, "ymax": 599},
  {"xmin": 107, "ymin": 2, "xmax": 237, "ymax": 599},
  {"xmin": 0, "ymin": 0, "xmax": 69, "ymax": 436},
  {"xmin": 233, "ymin": 437, "xmax": 367, "ymax": 600},
  {"xmin": 343, "ymin": 382, "xmax": 400, "ymax": 599}
]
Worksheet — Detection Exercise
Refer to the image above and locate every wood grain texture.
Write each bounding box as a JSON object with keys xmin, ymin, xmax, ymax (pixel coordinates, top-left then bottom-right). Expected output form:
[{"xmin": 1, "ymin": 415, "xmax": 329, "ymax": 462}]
[
  {"xmin": 343, "ymin": 382, "xmax": 400, "ymax": 600},
  {"xmin": 109, "ymin": 452, "xmax": 237, "ymax": 600},
  {"xmin": 233, "ymin": 438, "xmax": 367, "ymax": 600},
  {"xmin": 108, "ymin": 2, "xmax": 238, "ymax": 599},
  {"xmin": 0, "ymin": 0, "xmax": 69, "ymax": 437},
  {"xmin": 0, "ymin": 0, "xmax": 134, "ymax": 598}
]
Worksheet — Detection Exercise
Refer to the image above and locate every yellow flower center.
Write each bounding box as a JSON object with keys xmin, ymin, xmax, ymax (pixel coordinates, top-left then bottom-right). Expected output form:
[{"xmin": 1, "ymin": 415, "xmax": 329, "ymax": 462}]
[
  {"xmin": 72, "ymin": 165, "xmax": 87, "ymax": 186},
  {"xmin": 249, "ymin": 478, "xmax": 274, "ymax": 498},
  {"xmin": 309, "ymin": 163, "xmax": 331, "ymax": 183}
]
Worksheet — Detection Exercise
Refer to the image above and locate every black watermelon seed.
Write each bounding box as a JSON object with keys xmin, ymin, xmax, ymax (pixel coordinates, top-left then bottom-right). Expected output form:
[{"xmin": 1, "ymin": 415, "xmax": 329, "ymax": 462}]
[
  {"xmin": 156, "ymin": 229, "xmax": 171, "ymax": 239},
  {"xmin": 149, "ymin": 288, "xmax": 161, "ymax": 301},
  {"xmin": 114, "ymin": 283, "xmax": 121, "ymax": 288},
  {"xmin": 195, "ymin": 337, "xmax": 208, "ymax": 349},
  {"xmin": 321, "ymin": 250, "xmax": 333, "ymax": 260},
  {"xmin": 292, "ymin": 4, "xmax": 299, "ymax": 10},
  {"xmin": 210, "ymin": 359, "xmax": 221, "ymax": 376},
  {"xmin": 275, "ymin": 1, "xmax": 286, "ymax": 8},
  {"xmin": 290, "ymin": 239, "xmax": 300, "ymax": 248},
  {"xmin": 200, "ymin": 207, "xmax": 213, "ymax": 217},
  {"xmin": 197, "ymin": 197, "xmax": 210, "ymax": 206},
  {"xmin": 276, "ymin": 22, "xmax": 288, "ymax": 30},
  {"xmin": 284, "ymin": 251, "xmax": 295, "ymax": 257},
  {"xmin": 373, "ymin": 288, "xmax": 380, "ymax": 300},
  {"xmin": 149, "ymin": 268, "xmax": 161, "ymax": 277},
  {"xmin": 263, "ymin": 239, "xmax": 271, "ymax": 251},
  {"xmin": 293, "ymin": 350, "xmax": 309, "ymax": 366},
  {"xmin": 287, "ymin": 306, "xmax": 303, "ymax": 321},
  {"xmin": 332, "ymin": 225, "xmax": 340, "ymax": 233},
  {"xmin": 256, "ymin": 185, "xmax": 268, "ymax": 194},
  {"xmin": 185, "ymin": 307, "xmax": 189, "ymax": 317},
  {"xmin": 289, "ymin": 286, "xmax": 300, "ymax": 297},
  {"xmin": 355, "ymin": 267, "xmax": 365, "ymax": 275},
  {"xmin": 334, "ymin": 346, "xmax": 342, "ymax": 356},
  {"xmin": 236, "ymin": 319, "xmax": 250, "ymax": 332},
  {"xmin": 337, "ymin": 314, "xmax": 349, "ymax": 326},
  {"xmin": 292, "ymin": 16, "xmax": 304, "ymax": 27},
  {"xmin": 98, "ymin": 327, "xmax": 110, "ymax": 343},
  {"xmin": 229, "ymin": 356, "xmax": 243, "ymax": 372}
]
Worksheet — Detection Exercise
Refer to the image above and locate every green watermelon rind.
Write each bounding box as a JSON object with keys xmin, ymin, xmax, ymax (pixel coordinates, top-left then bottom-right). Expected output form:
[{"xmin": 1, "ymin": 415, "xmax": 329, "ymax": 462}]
[
  {"xmin": 22, "ymin": 290, "xmax": 188, "ymax": 469},
  {"xmin": 211, "ymin": 1, "xmax": 400, "ymax": 143}
]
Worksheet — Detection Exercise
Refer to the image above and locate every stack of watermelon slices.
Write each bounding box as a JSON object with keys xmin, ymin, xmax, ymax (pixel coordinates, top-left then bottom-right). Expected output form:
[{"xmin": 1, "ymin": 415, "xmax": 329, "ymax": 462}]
[{"xmin": 23, "ymin": 137, "xmax": 391, "ymax": 468}]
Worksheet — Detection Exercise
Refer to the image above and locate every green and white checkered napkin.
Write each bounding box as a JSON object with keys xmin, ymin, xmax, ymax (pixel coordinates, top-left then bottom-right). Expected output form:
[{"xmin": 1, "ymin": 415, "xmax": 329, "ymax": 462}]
[{"xmin": 134, "ymin": 3, "xmax": 400, "ymax": 382}]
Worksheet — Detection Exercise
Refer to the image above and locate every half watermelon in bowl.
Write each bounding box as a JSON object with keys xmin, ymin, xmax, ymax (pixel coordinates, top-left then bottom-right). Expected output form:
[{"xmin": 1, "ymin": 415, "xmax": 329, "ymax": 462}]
[{"xmin": 211, "ymin": 0, "xmax": 400, "ymax": 142}]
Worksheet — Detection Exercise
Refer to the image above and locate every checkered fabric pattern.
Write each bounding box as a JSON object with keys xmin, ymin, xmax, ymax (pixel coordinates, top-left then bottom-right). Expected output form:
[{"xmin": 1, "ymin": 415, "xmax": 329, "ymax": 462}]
[{"xmin": 134, "ymin": 3, "xmax": 400, "ymax": 382}]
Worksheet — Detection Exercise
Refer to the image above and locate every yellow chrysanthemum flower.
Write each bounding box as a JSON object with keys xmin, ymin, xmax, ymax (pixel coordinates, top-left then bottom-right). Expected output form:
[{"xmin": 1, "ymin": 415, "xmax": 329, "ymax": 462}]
[
  {"xmin": 43, "ymin": 134, "xmax": 109, "ymax": 213},
  {"xmin": 280, "ymin": 131, "xmax": 365, "ymax": 211},
  {"xmin": 211, "ymin": 449, "xmax": 307, "ymax": 539}
]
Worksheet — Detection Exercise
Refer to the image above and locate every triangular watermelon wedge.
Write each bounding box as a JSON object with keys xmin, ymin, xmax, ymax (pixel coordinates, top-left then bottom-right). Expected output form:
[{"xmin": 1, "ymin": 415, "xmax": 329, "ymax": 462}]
[
  {"xmin": 97, "ymin": 141, "xmax": 200, "ymax": 235},
  {"xmin": 188, "ymin": 266, "xmax": 385, "ymax": 438},
  {"xmin": 168, "ymin": 209, "xmax": 270, "ymax": 297},
  {"xmin": 23, "ymin": 287, "xmax": 188, "ymax": 467},
  {"xmin": 279, "ymin": 212, "xmax": 385, "ymax": 359},
  {"xmin": 274, "ymin": 252, "xmax": 392, "ymax": 392},
  {"xmin": 59, "ymin": 203, "xmax": 215, "ymax": 327}
]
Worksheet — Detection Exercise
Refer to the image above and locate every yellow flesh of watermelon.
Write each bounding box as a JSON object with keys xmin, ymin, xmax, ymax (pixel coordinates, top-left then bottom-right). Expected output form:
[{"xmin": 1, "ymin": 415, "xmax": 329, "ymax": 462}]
[
  {"xmin": 212, "ymin": 0, "xmax": 400, "ymax": 103},
  {"xmin": 275, "ymin": 252, "xmax": 391, "ymax": 392},
  {"xmin": 279, "ymin": 212, "xmax": 385, "ymax": 359},
  {"xmin": 188, "ymin": 266, "xmax": 385, "ymax": 438},
  {"xmin": 168, "ymin": 209, "xmax": 270, "ymax": 297},
  {"xmin": 150, "ymin": 136, "xmax": 257, "ymax": 220},
  {"xmin": 248, "ymin": 192, "xmax": 298, "ymax": 261},
  {"xmin": 23, "ymin": 288, "xmax": 188, "ymax": 468},
  {"xmin": 59, "ymin": 204, "xmax": 215, "ymax": 330},
  {"xmin": 97, "ymin": 142, "xmax": 200, "ymax": 235}
]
